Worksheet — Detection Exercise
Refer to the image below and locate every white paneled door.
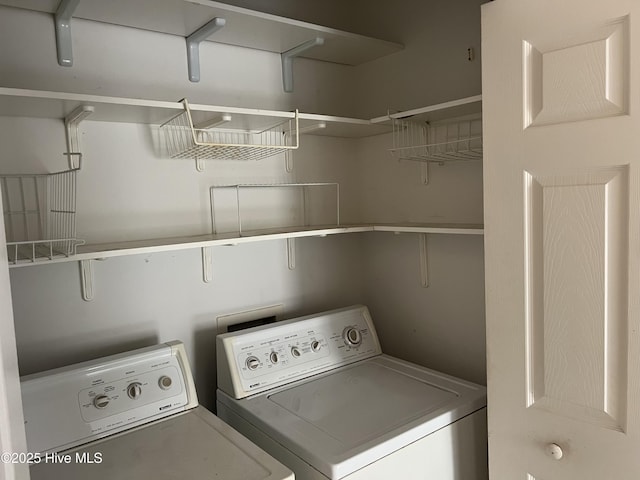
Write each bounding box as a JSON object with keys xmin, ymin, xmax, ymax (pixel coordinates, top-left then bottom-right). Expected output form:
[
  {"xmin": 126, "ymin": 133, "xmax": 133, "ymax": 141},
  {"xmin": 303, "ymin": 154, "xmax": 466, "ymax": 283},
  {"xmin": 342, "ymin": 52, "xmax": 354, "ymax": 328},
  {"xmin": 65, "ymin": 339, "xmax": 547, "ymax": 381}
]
[{"xmin": 483, "ymin": 0, "xmax": 640, "ymax": 479}]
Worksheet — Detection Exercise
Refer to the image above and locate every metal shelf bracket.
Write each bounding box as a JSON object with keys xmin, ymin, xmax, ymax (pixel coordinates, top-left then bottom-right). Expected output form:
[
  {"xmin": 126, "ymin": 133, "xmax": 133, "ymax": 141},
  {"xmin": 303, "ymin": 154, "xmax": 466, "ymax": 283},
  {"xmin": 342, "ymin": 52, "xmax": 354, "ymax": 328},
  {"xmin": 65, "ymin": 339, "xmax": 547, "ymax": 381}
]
[
  {"xmin": 55, "ymin": 0, "xmax": 80, "ymax": 67},
  {"xmin": 64, "ymin": 104, "xmax": 94, "ymax": 169},
  {"xmin": 186, "ymin": 17, "xmax": 226, "ymax": 82},
  {"xmin": 421, "ymin": 163, "xmax": 429, "ymax": 185},
  {"xmin": 419, "ymin": 234, "xmax": 429, "ymax": 288},
  {"xmin": 281, "ymin": 37, "xmax": 324, "ymax": 93},
  {"xmin": 287, "ymin": 238, "xmax": 296, "ymax": 270},
  {"xmin": 79, "ymin": 259, "xmax": 94, "ymax": 301},
  {"xmin": 202, "ymin": 247, "xmax": 214, "ymax": 283}
]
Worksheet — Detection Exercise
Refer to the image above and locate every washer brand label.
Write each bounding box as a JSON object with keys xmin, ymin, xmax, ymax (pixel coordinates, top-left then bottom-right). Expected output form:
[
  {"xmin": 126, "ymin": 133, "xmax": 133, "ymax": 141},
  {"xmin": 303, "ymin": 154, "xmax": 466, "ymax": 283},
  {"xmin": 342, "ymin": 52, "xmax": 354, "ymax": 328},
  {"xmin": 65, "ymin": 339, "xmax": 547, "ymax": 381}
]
[{"xmin": 249, "ymin": 383, "xmax": 260, "ymax": 388}]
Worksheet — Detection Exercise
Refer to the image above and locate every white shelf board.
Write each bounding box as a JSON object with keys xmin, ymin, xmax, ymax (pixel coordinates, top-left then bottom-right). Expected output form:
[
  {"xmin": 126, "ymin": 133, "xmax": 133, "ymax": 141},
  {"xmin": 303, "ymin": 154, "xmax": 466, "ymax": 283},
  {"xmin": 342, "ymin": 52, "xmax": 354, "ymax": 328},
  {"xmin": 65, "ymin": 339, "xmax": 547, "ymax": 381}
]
[
  {"xmin": 0, "ymin": 87, "xmax": 393, "ymax": 137},
  {"xmin": 7, "ymin": 223, "xmax": 483, "ymax": 268},
  {"xmin": 371, "ymin": 95, "xmax": 483, "ymax": 124},
  {"xmin": 373, "ymin": 223, "xmax": 484, "ymax": 235},
  {"xmin": 298, "ymin": 113, "xmax": 392, "ymax": 138},
  {"xmin": 0, "ymin": 0, "xmax": 402, "ymax": 66}
]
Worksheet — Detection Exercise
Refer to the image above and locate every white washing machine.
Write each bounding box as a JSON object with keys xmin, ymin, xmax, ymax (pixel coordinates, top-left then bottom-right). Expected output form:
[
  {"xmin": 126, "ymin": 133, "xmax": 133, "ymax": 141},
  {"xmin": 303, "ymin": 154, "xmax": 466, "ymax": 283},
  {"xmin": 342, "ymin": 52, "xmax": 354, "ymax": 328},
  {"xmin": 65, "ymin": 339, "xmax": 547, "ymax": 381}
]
[
  {"xmin": 216, "ymin": 305, "xmax": 488, "ymax": 480},
  {"xmin": 21, "ymin": 341, "xmax": 293, "ymax": 480}
]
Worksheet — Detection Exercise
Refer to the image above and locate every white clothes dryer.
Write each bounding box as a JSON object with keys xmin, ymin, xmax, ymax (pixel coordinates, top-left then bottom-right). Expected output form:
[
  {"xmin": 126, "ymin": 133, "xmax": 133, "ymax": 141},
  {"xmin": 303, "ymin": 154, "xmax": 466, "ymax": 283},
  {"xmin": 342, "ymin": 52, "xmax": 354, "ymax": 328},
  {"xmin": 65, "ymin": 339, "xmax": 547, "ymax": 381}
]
[
  {"xmin": 21, "ymin": 341, "xmax": 293, "ymax": 480},
  {"xmin": 216, "ymin": 305, "xmax": 488, "ymax": 480}
]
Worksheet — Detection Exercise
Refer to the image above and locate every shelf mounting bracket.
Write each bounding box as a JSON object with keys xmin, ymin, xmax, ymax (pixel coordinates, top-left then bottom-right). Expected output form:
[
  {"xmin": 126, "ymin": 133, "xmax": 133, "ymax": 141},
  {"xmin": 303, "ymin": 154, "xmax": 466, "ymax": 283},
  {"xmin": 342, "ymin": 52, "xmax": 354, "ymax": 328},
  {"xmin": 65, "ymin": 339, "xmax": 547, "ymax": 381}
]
[
  {"xmin": 281, "ymin": 37, "xmax": 324, "ymax": 93},
  {"xmin": 186, "ymin": 17, "xmax": 226, "ymax": 83},
  {"xmin": 419, "ymin": 234, "xmax": 429, "ymax": 288},
  {"xmin": 55, "ymin": 0, "xmax": 80, "ymax": 67},
  {"xmin": 287, "ymin": 238, "xmax": 296, "ymax": 270},
  {"xmin": 64, "ymin": 105, "xmax": 94, "ymax": 169},
  {"xmin": 421, "ymin": 163, "xmax": 429, "ymax": 185},
  {"xmin": 202, "ymin": 247, "xmax": 214, "ymax": 282},
  {"xmin": 79, "ymin": 259, "xmax": 94, "ymax": 301}
]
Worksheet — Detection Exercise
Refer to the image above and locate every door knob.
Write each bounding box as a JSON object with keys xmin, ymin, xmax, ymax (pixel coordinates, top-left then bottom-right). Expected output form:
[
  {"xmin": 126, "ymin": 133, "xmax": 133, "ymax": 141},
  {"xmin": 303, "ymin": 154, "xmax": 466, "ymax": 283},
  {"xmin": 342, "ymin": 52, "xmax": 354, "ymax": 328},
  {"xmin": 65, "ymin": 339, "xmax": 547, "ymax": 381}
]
[{"xmin": 545, "ymin": 443, "xmax": 563, "ymax": 460}]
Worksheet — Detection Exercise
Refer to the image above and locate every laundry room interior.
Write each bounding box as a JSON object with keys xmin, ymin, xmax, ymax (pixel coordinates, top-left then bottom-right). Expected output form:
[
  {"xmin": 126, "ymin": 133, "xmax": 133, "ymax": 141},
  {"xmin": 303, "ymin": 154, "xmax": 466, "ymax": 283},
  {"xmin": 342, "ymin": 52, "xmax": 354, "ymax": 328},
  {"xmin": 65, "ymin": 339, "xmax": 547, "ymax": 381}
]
[
  {"xmin": 0, "ymin": 1, "xmax": 489, "ymax": 478},
  {"xmin": 0, "ymin": 0, "xmax": 486, "ymax": 412}
]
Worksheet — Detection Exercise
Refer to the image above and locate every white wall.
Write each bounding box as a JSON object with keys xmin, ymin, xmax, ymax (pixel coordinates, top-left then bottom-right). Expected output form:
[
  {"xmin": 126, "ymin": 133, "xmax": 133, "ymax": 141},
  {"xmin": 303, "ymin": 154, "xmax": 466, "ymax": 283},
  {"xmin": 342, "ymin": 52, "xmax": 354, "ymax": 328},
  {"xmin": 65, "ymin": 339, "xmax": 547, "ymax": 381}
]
[{"xmin": 11, "ymin": 234, "xmax": 366, "ymax": 410}]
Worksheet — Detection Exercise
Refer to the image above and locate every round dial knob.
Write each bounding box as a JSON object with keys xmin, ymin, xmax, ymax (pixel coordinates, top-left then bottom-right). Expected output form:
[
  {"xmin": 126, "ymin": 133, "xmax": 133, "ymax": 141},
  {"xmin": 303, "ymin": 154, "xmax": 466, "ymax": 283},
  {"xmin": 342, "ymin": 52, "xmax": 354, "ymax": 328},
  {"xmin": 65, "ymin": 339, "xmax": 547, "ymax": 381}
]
[
  {"xmin": 291, "ymin": 346, "xmax": 301, "ymax": 358},
  {"xmin": 310, "ymin": 340, "xmax": 321, "ymax": 352},
  {"xmin": 270, "ymin": 351, "xmax": 279, "ymax": 364},
  {"xmin": 158, "ymin": 375, "xmax": 172, "ymax": 390},
  {"xmin": 546, "ymin": 443, "xmax": 563, "ymax": 460},
  {"xmin": 127, "ymin": 382, "xmax": 143, "ymax": 399},
  {"xmin": 246, "ymin": 356, "xmax": 260, "ymax": 370},
  {"xmin": 343, "ymin": 327, "xmax": 362, "ymax": 347},
  {"xmin": 93, "ymin": 394, "xmax": 110, "ymax": 409}
]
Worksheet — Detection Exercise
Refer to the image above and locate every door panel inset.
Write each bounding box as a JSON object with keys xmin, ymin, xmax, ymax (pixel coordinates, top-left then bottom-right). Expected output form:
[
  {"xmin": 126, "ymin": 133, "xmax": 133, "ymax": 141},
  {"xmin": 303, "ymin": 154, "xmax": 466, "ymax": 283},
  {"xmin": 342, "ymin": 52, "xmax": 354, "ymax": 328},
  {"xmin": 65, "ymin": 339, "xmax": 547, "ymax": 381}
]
[
  {"xmin": 523, "ymin": 17, "xmax": 628, "ymax": 128},
  {"xmin": 524, "ymin": 166, "xmax": 629, "ymax": 431}
]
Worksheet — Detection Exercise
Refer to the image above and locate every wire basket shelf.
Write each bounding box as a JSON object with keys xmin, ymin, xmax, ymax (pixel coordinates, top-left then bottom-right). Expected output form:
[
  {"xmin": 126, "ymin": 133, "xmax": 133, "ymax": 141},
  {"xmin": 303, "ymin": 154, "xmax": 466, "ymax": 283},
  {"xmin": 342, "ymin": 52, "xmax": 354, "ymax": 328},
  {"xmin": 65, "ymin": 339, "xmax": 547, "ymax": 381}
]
[
  {"xmin": 161, "ymin": 100, "xmax": 299, "ymax": 161},
  {"xmin": 1, "ymin": 168, "xmax": 84, "ymax": 264},
  {"xmin": 390, "ymin": 114, "xmax": 483, "ymax": 164}
]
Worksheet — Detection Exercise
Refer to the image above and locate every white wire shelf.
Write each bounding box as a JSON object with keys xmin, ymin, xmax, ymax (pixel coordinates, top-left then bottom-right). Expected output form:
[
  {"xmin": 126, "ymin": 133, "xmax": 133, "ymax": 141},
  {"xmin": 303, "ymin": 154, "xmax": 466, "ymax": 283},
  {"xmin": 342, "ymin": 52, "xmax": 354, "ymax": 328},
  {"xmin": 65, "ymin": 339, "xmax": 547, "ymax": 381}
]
[
  {"xmin": 210, "ymin": 182, "xmax": 340, "ymax": 235},
  {"xmin": 161, "ymin": 99, "xmax": 299, "ymax": 161},
  {"xmin": 390, "ymin": 114, "xmax": 483, "ymax": 164},
  {"xmin": 1, "ymin": 168, "xmax": 84, "ymax": 265}
]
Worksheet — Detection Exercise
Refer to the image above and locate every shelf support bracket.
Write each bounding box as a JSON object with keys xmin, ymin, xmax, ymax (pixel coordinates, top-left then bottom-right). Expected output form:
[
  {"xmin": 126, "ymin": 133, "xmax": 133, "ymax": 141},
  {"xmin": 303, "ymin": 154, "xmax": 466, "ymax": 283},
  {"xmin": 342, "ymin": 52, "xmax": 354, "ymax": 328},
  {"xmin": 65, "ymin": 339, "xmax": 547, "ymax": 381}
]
[
  {"xmin": 79, "ymin": 259, "xmax": 94, "ymax": 301},
  {"xmin": 287, "ymin": 238, "xmax": 296, "ymax": 270},
  {"xmin": 419, "ymin": 234, "xmax": 429, "ymax": 288},
  {"xmin": 281, "ymin": 37, "xmax": 324, "ymax": 93},
  {"xmin": 54, "ymin": 0, "xmax": 80, "ymax": 67},
  {"xmin": 64, "ymin": 105, "xmax": 94, "ymax": 169},
  {"xmin": 186, "ymin": 17, "xmax": 226, "ymax": 83},
  {"xmin": 421, "ymin": 163, "xmax": 429, "ymax": 185},
  {"xmin": 202, "ymin": 247, "xmax": 214, "ymax": 283}
]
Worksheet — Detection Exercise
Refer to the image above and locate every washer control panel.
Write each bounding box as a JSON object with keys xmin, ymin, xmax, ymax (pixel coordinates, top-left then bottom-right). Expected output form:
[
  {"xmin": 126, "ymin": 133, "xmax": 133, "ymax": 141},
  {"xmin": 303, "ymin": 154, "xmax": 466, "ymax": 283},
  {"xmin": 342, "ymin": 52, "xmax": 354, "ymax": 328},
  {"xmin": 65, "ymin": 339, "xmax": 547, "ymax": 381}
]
[
  {"xmin": 21, "ymin": 341, "xmax": 197, "ymax": 454},
  {"xmin": 217, "ymin": 305, "xmax": 382, "ymax": 398}
]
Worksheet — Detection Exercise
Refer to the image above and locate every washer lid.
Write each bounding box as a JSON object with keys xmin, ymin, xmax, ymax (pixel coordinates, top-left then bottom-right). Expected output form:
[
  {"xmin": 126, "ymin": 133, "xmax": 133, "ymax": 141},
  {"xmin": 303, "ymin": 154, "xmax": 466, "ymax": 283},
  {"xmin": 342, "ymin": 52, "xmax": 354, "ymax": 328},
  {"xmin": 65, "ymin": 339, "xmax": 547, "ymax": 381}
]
[
  {"xmin": 29, "ymin": 406, "xmax": 293, "ymax": 480},
  {"xmin": 218, "ymin": 355, "xmax": 486, "ymax": 479},
  {"xmin": 269, "ymin": 361, "xmax": 456, "ymax": 447}
]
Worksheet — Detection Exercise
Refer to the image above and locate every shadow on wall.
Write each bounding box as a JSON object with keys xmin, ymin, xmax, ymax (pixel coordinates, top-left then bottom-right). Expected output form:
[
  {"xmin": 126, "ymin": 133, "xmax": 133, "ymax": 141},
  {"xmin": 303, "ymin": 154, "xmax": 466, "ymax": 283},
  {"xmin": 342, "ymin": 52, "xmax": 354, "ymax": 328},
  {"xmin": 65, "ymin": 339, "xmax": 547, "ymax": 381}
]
[
  {"xmin": 17, "ymin": 327, "xmax": 159, "ymax": 376},
  {"xmin": 192, "ymin": 322, "xmax": 219, "ymax": 412}
]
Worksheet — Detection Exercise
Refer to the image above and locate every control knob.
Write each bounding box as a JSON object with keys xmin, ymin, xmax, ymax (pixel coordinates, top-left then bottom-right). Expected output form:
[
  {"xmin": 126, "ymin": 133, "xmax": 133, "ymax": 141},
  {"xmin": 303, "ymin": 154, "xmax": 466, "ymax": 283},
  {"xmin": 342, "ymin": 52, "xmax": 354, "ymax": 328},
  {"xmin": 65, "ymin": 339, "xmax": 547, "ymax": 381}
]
[
  {"xmin": 291, "ymin": 346, "xmax": 301, "ymax": 358},
  {"xmin": 343, "ymin": 327, "xmax": 362, "ymax": 347},
  {"xmin": 311, "ymin": 340, "xmax": 321, "ymax": 352},
  {"xmin": 246, "ymin": 356, "xmax": 260, "ymax": 371},
  {"xmin": 127, "ymin": 382, "xmax": 143, "ymax": 399},
  {"xmin": 270, "ymin": 351, "xmax": 279, "ymax": 364},
  {"xmin": 158, "ymin": 375, "xmax": 173, "ymax": 390},
  {"xmin": 93, "ymin": 394, "xmax": 110, "ymax": 409}
]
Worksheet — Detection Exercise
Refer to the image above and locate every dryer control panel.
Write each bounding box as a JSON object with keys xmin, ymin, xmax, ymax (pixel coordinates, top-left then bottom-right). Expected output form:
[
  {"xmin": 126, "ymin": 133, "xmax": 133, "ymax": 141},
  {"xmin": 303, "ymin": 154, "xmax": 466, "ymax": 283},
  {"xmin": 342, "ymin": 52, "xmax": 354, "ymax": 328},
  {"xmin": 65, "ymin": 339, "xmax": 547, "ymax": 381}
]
[
  {"xmin": 217, "ymin": 305, "xmax": 382, "ymax": 399},
  {"xmin": 21, "ymin": 341, "xmax": 198, "ymax": 454}
]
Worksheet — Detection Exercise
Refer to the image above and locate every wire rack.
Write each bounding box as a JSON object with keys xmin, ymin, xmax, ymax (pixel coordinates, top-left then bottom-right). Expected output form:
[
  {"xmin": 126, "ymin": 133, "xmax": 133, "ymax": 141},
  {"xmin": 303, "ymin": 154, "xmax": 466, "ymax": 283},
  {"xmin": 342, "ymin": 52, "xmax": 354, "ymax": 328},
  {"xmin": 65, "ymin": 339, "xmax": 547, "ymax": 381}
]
[
  {"xmin": 161, "ymin": 100, "xmax": 299, "ymax": 161},
  {"xmin": 1, "ymin": 168, "xmax": 84, "ymax": 264},
  {"xmin": 390, "ymin": 114, "xmax": 483, "ymax": 163},
  {"xmin": 210, "ymin": 183, "xmax": 340, "ymax": 235}
]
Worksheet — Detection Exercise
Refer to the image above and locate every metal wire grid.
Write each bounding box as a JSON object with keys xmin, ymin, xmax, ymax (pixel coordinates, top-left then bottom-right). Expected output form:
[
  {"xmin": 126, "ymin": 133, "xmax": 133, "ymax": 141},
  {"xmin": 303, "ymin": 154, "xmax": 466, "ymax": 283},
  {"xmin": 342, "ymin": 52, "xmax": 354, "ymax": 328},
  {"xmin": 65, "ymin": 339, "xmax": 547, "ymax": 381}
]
[
  {"xmin": 0, "ymin": 169, "xmax": 83, "ymax": 264},
  {"xmin": 210, "ymin": 182, "xmax": 340, "ymax": 235},
  {"xmin": 161, "ymin": 100, "xmax": 299, "ymax": 161},
  {"xmin": 390, "ymin": 115, "xmax": 483, "ymax": 163}
]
